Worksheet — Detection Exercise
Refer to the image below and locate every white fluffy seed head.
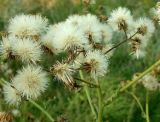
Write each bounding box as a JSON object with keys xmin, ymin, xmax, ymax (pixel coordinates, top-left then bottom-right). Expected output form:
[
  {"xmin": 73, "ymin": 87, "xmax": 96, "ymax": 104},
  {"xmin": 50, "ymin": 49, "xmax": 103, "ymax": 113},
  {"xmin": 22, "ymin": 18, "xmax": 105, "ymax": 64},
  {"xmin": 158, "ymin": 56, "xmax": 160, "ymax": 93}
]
[
  {"xmin": 52, "ymin": 23, "xmax": 88, "ymax": 52},
  {"xmin": 140, "ymin": 75, "xmax": 160, "ymax": 91},
  {"xmin": 3, "ymin": 83, "xmax": 21, "ymax": 105},
  {"xmin": 67, "ymin": 14, "xmax": 102, "ymax": 44},
  {"xmin": 84, "ymin": 50, "xmax": 108, "ymax": 79},
  {"xmin": 100, "ymin": 23, "xmax": 113, "ymax": 44},
  {"xmin": 134, "ymin": 18, "xmax": 155, "ymax": 37},
  {"xmin": 132, "ymin": 49, "xmax": 146, "ymax": 59},
  {"xmin": 82, "ymin": 22, "xmax": 102, "ymax": 44},
  {"xmin": 8, "ymin": 14, "xmax": 48, "ymax": 38},
  {"xmin": 66, "ymin": 14, "xmax": 82, "ymax": 26},
  {"xmin": 151, "ymin": 8, "xmax": 160, "ymax": 20},
  {"xmin": 129, "ymin": 33, "xmax": 148, "ymax": 59},
  {"xmin": 108, "ymin": 7, "xmax": 133, "ymax": 31},
  {"xmin": 82, "ymin": 14, "xmax": 100, "ymax": 24},
  {"xmin": 150, "ymin": 2, "xmax": 160, "ymax": 22},
  {"xmin": 12, "ymin": 38, "xmax": 42, "ymax": 63},
  {"xmin": 80, "ymin": 14, "xmax": 102, "ymax": 44},
  {"xmin": 12, "ymin": 65, "xmax": 48, "ymax": 99},
  {"xmin": 41, "ymin": 25, "xmax": 56, "ymax": 53},
  {"xmin": 41, "ymin": 23, "xmax": 66, "ymax": 54},
  {"xmin": 0, "ymin": 37, "xmax": 13, "ymax": 59},
  {"xmin": 66, "ymin": 14, "xmax": 99, "ymax": 26}
]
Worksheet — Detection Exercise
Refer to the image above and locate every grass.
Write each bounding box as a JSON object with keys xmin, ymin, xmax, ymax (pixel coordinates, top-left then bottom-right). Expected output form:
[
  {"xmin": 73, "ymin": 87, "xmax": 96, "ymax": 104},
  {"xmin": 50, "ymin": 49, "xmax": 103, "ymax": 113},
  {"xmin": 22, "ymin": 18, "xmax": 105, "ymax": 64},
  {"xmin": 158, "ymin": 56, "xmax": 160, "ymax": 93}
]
[{"xmin": 0, "ymin": 0, "xmax": 160, "ymax": 122}]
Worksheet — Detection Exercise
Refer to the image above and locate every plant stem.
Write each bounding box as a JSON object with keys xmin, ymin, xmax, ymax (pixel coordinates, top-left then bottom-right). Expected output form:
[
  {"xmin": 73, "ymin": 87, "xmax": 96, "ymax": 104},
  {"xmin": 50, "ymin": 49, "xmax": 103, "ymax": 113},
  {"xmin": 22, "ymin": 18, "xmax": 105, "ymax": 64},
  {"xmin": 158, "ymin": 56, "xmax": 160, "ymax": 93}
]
[
  {"xmin": 0, "ymin": 79, "xmax": 4, "ymax": 85},
  {"xmin": 146, "ymin": 91, "xmax": 150, "ymax": 122},
  {"xmin": 128, "ymin": 92, "xmax": 146, "ymax": 117},
  {"xmin": 124, "ymin": 29, "xmax": 128, "ymax": 40},
  {"xmin": 29, "ymin": 99, "xmax": 55, "ymax": 122},
  {"xmin": 74, "ymin": 77, "xmax": 99, "ymax": 88},
  {"xmin": 0, "ymin": 78, "xmax": 8, "ymax": 84},
  {"xmin": 120, "ymin": 59, "xmax": 160, "ymax": 92},
  {"xmin": 104, "ymin": 31, "xmax": 137, "ymax": 54},
  {"xmin": 126, "ymin": 84, "xmax": 137, "ymax": 122},
  {"xmin": 96, "ymin": 80, "xmax": 103, "ymax": 122},
  {"xmin": 127, "ymin": 100, "xmax": 135, "ymax": 122},
  {"xmin": 79, "ymin": 70, "xmax": 97, "ymax": 119},
  {"xmin": 104, "ymin": 59, "xmax": 160, "ymax": 106}
]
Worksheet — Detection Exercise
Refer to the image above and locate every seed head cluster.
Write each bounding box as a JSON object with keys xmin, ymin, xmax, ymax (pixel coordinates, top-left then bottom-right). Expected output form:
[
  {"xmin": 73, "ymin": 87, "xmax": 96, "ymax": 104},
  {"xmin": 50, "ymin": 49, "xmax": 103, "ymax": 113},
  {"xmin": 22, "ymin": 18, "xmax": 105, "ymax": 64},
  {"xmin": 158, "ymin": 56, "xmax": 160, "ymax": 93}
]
[{"xmin": 0, "ymin": 5, "xmax": 157, "ymax": 105}]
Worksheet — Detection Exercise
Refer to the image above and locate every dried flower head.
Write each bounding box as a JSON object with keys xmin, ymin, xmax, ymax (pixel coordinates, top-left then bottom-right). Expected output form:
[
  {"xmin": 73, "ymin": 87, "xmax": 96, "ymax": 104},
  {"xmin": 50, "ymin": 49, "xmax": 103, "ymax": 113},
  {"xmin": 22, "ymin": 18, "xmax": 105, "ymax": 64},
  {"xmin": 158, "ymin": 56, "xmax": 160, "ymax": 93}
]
[
  {"xmin": 108, "ymin": 7, "xmax": 133, "ymax": 31},
  {"xmin": 12, "ymin": 65, "xmax": 48, "ymax": 99},
  {"xmin": 0, "ymin": 112, "xmax": 12, "ymax": 122},
  {"xmin": 129, "ymin": 33, "xmax": 148, "ymax": 59},
  {"xmin": 50, "ymin": 61, "xmax": 75, "ymax": 88},
  {"xmin": 8, "ymin": 14, "xmax": 48, "ymax": 38}
]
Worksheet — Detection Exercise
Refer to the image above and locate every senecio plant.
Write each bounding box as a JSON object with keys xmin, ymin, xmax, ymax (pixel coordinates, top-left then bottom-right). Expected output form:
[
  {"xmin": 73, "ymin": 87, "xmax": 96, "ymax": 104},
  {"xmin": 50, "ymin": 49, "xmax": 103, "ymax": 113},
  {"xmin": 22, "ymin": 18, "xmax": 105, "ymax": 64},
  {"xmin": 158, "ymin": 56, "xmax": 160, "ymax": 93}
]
[{"xmin": 0, "ymin": 1, "xmax": 160, "ymax": 122}]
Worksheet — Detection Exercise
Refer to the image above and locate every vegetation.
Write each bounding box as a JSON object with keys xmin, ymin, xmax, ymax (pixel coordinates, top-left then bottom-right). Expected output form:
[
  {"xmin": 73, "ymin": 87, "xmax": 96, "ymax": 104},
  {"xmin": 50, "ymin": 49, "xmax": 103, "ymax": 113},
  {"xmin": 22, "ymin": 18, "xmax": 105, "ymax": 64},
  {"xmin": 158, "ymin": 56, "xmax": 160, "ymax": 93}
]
[{"xmin": 0, "ymin": 0, "xmax": 160, "ymax": 122}]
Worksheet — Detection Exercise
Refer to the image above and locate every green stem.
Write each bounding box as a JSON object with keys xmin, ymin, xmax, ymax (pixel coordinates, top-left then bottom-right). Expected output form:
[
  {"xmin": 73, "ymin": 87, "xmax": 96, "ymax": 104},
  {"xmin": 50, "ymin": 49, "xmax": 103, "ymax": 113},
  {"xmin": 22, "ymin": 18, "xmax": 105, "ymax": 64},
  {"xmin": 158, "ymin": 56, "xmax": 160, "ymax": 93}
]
[
  {"xmin": 127, "ymin": 100, "xmax": 135, "ymax": 122},
  {"xmin": 0, "ymin": 78, "xmax": 8, "ymax": 84},
  {"xmin": 29, "ymin": 99, "xmax": 55, "ymax": 122},
  {"xmin": 120, "ymin": 59, "xmax": 160, "ymax": 92},
  {"xmin": 104, "ymin": 31, "xmax": 138, "ymax": 54},
  {"xmin": 80, "ymin": 0, "xmax": 83, "ymax": 10},
  {"xmin": 74, "ymin": 77, "xmax": 99, "ymax": 88},
  {"xmin": 127, "ymin": 85, "xmax": 137, "ymax": 122},
  {"xmin": 146, "ymin": 91, "xmax": 150, "ymax": 122},
  {"xmin": 0, "ymin": 79, "xmax": 3, "ymax": 85},
  {"xmin": 96, "ymin": 80, "xmax": 103, "ymax": 122},
  {"xmin": 128, "ymin": 92, "xmax": 146, "ymax": 118},
  {"xmin": 79, "ymin": 70, "xmax": 97, "ymax": 119},
  {"xmin": 105, "ymin": 59, "xmax": 160, "ymax": 106}
]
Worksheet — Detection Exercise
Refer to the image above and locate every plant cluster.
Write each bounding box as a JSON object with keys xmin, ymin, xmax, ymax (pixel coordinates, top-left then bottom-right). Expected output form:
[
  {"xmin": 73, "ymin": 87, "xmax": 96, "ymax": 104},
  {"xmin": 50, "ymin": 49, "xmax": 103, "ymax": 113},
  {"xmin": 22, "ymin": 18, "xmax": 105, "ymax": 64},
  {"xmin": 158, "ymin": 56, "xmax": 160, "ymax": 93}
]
[{"xmin": 0, "ymin": 1, "xmax": 160, "ymax": 122}]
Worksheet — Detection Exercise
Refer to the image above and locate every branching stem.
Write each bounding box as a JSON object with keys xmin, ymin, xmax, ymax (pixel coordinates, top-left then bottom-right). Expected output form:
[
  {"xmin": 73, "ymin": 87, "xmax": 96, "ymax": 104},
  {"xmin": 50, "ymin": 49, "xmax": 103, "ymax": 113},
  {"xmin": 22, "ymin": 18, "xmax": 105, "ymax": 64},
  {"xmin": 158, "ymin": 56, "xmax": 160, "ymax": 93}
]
[
  {"xmin": 75, "ymin": 77, "xmax": 99, "ymax": 88},
  {"xmin": 128, "ymin": 91, "xmax": 146, "ymax": 118},
  {"xmin": 29, "ymin": 99, "xmax": 55, "ymax": 122},
  {"xmin": 104, "ymin": 59, "xmax": 160, "ymax": 106},
  {"xmin": 146, "ymin": 91, "xmax": 150, "ymax": 122},
  {"xmin": 79, "ymin": 70, "xmax": 97, "ymax": 119},
  {"xmin": 104, "ymin": 31, "xmax": 138, "ymax": 54},
  {"xmin": 96, "ymin": 80, "xmax": 103, "ymax": 122}
]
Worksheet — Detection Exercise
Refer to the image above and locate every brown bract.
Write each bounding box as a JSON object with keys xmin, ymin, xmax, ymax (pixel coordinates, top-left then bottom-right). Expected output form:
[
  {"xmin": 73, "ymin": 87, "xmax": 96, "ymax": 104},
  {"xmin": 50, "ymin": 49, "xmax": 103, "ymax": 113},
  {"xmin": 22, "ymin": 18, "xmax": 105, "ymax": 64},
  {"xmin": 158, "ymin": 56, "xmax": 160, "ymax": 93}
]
[{"xmin": 0, "ymin": 112, "xmax": 12, "ymax": 122}]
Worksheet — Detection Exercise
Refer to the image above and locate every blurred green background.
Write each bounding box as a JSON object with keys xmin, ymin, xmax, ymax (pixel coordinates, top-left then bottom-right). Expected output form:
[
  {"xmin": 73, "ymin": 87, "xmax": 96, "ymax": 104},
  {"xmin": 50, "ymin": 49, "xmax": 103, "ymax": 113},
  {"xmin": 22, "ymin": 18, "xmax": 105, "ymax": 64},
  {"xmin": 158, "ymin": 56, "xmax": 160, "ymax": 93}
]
[{"xmin": 0, "ymin": 0, "xmax": 160, "ymax": 122}]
